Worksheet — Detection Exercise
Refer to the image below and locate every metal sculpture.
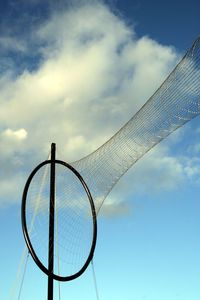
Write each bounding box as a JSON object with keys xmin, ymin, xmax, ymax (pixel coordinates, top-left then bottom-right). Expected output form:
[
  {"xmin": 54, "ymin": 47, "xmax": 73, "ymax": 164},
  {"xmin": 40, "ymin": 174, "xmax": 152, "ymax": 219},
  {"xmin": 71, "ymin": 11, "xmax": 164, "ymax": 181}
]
[
  {"xmin": 20, "ymin": 36, "xmax": 200, "ymax": 299},
  {"xmin": 21, "ymin": 143, "xmax": 97, "ymax": 299}
]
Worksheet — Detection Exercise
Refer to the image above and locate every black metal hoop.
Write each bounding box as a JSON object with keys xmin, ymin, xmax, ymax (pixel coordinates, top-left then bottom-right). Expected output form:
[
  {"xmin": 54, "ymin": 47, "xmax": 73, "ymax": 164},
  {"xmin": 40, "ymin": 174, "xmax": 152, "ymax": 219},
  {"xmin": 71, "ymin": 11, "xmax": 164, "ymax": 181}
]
[{"xmin": 21, "ymin": 159, "xmax": 97, "ymax": 282}]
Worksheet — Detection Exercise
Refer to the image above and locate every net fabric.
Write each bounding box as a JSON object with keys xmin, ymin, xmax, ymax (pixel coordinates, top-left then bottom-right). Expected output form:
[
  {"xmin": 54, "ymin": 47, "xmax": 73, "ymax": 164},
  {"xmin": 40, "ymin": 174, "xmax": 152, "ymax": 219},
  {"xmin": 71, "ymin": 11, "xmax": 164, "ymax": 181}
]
[
  {"xmin": 25, "ymin": 162, "xmax": 94, "ymax": 278},
  {"xmin": 25, "ymin": 164, "xmax": 50, "ymax": 268},
  {"xmin": 71, "ymin": 37, "xmax": 200, "ymax": 213}
]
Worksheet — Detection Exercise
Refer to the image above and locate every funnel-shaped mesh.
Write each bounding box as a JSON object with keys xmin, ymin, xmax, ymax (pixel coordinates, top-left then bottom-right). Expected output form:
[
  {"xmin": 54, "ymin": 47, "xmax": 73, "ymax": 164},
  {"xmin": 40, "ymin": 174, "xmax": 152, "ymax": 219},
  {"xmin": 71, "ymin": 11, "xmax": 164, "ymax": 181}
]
[{"xmin": 71, "ymin": 37, "xmax": 200, "ymax": 212}]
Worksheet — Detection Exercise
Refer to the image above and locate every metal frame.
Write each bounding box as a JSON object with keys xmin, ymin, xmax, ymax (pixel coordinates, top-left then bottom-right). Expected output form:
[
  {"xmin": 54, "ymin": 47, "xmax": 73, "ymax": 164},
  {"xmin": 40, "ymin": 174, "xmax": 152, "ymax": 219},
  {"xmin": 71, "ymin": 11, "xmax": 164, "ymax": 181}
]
[
  {"xmin": 21, "ymin": 159, "xmax": 97, "ymax": 282},
  {"xmin": 48, "ymin": 143, "xmax": 56, "ymax": 299}
]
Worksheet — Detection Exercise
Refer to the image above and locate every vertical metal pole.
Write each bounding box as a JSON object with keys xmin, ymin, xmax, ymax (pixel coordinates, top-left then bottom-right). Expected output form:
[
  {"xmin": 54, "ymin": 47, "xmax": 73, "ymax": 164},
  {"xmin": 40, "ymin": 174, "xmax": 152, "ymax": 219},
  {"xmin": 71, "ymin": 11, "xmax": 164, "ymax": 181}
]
[{"xmin": 48, "ymin": 143, "xmax": 56, "ymax": 300}]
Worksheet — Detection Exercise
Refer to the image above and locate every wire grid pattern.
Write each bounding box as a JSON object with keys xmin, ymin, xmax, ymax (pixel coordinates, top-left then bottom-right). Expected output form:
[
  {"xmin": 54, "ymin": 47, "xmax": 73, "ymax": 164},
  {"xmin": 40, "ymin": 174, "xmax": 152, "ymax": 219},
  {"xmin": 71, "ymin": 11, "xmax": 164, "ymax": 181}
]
[
  {"xmin": 72, "ymin": 37, "xmax": 200, "ymax": 213},
  {"xmin": 25, "ymin": 162, "xmax": 94, "ymax": 277}
]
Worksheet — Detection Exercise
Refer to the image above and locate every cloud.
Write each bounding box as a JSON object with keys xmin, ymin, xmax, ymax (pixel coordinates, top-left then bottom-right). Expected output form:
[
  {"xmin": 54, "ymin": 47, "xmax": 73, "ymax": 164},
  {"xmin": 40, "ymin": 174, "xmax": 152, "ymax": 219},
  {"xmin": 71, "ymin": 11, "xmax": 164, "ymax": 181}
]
[
  {"xmin": 127, "ymin": 145, "xmax": 185, "ymax": 194},
  {"xmin": 2, "ymin": 128, "xmax": 27, "ymax": 140},
  {"xmin": 0, "ymin": 1, "xmax": 188, "ymax": 209},
  {"xmin": 99, "ymin": 197, "xmax": 132, "ymax": 218}
]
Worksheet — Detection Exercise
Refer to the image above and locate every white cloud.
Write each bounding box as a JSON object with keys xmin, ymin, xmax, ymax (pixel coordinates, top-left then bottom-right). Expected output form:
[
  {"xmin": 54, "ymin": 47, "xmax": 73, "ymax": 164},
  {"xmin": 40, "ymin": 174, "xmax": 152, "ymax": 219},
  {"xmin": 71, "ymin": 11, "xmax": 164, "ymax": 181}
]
[
  {"xmin": 0, "ymin": 1, "xmax": 189, "ymax": 209},
  {"xmin": 99, "ymin": 198, "xmax": 132, "ymax": 218},
  {"xmin": 2, "ymin": 128, "xmax": 27, "ymax": 140},
  {"xmin": 127, "ymin": 144, "xmax": 185, "ymax": 194}
]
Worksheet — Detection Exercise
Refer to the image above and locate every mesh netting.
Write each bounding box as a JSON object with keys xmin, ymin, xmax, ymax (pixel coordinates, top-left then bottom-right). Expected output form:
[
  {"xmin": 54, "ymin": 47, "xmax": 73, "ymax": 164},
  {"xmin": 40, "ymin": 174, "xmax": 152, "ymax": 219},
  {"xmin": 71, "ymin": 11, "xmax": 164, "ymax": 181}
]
[
  {"xmin": 71, "ymin": 37, "xmax": 200, "ymax": 213},
  {"xmin": 24, "ymin": 162, "xmax": 95, "ymax": 278},
  {"xmin": 23, "ymin": 37, "xmax": 200, "ymax": 280}
]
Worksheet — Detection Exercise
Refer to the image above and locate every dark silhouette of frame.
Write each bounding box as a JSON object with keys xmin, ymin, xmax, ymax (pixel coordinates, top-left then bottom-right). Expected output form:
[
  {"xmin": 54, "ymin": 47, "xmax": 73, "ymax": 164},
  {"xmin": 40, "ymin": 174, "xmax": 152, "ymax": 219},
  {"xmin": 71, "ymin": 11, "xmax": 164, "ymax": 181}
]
[{"xmin": 21, "ymin": 143, "xmax": 97, "ymax": 300}]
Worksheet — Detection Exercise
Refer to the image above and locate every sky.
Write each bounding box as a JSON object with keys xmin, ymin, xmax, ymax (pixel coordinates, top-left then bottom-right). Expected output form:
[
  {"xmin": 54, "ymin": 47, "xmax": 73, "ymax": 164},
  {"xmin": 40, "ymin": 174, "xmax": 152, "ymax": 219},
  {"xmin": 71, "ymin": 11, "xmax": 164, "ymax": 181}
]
[{"xmin": 0, "ymin": 0, "xmax": 200, "ymax": 299}]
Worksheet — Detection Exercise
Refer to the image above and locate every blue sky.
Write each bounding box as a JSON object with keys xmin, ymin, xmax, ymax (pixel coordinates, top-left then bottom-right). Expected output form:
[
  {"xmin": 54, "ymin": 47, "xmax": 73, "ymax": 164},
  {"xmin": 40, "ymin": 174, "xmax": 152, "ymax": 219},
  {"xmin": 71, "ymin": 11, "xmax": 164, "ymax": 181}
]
[{"xmin": 0, "ymin": 0, "xmax": 200, "ymax": 299}]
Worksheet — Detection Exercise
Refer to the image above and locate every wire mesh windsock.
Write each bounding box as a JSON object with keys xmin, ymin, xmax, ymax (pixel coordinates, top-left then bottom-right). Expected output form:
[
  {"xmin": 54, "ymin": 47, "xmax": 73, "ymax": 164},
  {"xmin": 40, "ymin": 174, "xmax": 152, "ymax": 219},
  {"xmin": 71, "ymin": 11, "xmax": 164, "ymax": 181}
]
[{"xmin": 71, "ymin": 37, "xmax": 200, "ymax": 213}]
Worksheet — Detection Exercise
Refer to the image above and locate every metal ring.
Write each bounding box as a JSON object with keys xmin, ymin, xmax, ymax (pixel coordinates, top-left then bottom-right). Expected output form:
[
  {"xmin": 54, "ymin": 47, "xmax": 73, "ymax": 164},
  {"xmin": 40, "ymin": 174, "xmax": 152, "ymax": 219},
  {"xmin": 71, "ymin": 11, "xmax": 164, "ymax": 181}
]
[{"xmin": 21, "ymin": 159, "xmax": 97, "ymax": 282}]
